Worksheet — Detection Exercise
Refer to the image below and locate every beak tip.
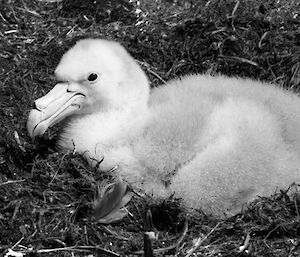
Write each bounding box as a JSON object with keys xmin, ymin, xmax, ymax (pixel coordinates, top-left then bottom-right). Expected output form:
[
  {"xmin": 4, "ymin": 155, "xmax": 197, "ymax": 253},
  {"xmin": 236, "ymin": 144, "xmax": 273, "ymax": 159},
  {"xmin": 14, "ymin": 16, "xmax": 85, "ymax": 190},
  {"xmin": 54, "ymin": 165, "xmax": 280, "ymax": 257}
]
[{"xmin": 27, "ymin": 109, "xmax": 44, "ymax": 138}]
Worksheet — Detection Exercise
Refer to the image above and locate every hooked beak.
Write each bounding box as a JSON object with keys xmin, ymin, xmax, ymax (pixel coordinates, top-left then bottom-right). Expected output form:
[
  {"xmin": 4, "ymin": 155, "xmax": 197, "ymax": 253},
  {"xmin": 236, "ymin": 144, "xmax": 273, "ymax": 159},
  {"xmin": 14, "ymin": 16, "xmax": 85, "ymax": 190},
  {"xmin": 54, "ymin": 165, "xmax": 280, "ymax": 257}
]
[{"xmin": 27, "ymin": 83, "xmax": 86, "ymax": 138}]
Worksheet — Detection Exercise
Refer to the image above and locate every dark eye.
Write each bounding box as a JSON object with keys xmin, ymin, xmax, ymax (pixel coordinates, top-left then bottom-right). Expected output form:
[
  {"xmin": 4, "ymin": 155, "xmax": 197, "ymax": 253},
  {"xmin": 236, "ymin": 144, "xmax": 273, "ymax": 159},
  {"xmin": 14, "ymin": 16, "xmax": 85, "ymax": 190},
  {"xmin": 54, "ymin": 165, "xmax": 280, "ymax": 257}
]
[{"xmin": 88, "ymin": 73, "xmax": 98, "ymax": 82}]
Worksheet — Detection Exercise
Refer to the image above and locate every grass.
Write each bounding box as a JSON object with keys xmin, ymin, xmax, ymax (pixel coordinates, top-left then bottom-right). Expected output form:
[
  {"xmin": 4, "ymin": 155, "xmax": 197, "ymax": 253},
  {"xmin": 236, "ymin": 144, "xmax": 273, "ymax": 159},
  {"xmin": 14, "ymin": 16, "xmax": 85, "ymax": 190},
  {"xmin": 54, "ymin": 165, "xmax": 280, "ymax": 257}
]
[{"xmin": 0, "ymin": 0, "xmax": 300, "ymax": 256}]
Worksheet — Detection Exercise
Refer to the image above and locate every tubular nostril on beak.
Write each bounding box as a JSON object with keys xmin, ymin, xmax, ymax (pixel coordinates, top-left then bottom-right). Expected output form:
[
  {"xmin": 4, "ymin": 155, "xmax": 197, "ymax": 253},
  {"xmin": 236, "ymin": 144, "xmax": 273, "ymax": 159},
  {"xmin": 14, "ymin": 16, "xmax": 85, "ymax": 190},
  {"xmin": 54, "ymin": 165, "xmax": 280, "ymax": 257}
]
[{"xmin": 66, "ymin": 88, "xmax": 77, "ymax": 93}]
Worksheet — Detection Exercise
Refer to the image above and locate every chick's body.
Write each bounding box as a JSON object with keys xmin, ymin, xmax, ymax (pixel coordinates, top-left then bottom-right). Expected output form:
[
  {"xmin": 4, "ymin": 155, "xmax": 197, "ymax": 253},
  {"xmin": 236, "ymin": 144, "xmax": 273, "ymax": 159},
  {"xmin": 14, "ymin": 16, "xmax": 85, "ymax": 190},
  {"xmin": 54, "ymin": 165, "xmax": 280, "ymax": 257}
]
[
  {"xmin": 59, "ymin": 74, "xmax": 300, "ymax": 216},
  {"xmin": 28, "ymin": 39, "xmax": 300, "ymax": 217}
]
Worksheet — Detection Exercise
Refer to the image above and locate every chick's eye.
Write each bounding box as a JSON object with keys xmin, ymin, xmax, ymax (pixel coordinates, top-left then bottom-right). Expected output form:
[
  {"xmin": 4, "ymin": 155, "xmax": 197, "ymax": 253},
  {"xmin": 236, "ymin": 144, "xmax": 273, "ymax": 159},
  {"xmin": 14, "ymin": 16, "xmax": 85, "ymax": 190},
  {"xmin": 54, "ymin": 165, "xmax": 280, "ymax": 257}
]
[{"xmin": 87, "ymin": 73, "xmax": 98, "ymax": 82}]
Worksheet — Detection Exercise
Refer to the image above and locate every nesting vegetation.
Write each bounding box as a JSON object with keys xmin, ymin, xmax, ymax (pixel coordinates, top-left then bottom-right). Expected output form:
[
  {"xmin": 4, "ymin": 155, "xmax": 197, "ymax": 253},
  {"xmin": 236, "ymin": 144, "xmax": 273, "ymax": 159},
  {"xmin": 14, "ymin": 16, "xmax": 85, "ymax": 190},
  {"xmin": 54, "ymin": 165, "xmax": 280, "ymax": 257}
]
[{"xmin": 1, "ymin": 0, "xmax": 300, "ymax": 256}]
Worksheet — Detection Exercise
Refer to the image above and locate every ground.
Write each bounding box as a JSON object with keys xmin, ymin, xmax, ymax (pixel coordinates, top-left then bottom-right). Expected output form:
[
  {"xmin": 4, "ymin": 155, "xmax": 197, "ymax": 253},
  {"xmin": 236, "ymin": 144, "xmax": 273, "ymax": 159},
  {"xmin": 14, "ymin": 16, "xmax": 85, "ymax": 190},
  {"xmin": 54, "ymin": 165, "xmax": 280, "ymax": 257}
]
[{"xmin": 0, "ymin": 0, "xmax": 300, "ymax": 256}]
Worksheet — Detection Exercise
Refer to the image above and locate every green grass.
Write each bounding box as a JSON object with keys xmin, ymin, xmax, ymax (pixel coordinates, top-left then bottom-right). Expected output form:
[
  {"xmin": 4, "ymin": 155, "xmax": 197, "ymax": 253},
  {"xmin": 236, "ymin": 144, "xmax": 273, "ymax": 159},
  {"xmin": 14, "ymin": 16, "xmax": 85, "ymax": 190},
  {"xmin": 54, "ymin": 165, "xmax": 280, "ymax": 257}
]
[{"xmin": 0, "ymin": 0, "xmax": 300, "ymax": 256}]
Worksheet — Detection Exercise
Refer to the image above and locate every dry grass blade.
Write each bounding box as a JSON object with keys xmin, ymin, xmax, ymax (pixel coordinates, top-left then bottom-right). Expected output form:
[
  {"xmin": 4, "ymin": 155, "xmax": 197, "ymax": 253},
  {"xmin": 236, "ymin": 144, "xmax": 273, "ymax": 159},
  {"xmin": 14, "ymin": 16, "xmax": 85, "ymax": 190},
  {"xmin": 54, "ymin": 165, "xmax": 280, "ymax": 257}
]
[
  {"xmin": 137, "ymin": 60, "xmax": 167, "ymax": 84},
  {"xmin": 238, "ymin": 233, "xmax": 251, "ymax": 252},
  {"xmin": 37, "ymin": 246, "xmax": 121, "ymax": 256},
  {"xmin": 0, "ymin": 180, "xmax": 25, "ymax": 186},
  {"xmin": 219, "ymin": 55, "xmax": 259, "ymax": 67},
  {"xmin": 5, "ymin": 245, "xmax": 121, "ymax": 257},
  {"xmin": 185, "ymin": 222, "xmax": 221, "ymax": 257}
]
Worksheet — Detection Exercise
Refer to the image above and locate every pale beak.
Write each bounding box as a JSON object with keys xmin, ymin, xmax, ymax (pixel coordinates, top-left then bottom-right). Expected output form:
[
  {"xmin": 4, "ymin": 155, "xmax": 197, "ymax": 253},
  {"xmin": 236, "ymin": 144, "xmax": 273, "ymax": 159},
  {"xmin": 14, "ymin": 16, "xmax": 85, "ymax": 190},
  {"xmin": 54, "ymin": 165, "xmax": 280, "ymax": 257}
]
[{"xmin": 27, "ymin": 83, "xmax": 85, "ymax": 138}]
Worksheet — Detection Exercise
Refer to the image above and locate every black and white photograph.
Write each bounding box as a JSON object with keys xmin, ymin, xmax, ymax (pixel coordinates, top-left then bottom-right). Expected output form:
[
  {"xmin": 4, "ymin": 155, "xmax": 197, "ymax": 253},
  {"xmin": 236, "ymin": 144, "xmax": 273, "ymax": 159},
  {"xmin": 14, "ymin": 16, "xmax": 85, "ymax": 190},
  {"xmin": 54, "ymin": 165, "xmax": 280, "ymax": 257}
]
[{"xmin": 1, "ymin": 0, "xmax": 300, "ymax": 256}]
